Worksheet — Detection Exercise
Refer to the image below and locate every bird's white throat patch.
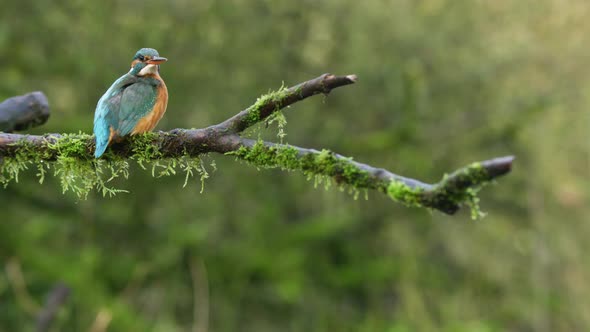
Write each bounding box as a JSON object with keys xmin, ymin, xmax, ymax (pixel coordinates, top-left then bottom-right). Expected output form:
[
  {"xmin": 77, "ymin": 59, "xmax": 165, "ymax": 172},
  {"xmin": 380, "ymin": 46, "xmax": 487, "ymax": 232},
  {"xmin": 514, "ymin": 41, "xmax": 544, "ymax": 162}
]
[{"xmin": 137, "ymin": 64, "xmax": 158, "ymax": 76}]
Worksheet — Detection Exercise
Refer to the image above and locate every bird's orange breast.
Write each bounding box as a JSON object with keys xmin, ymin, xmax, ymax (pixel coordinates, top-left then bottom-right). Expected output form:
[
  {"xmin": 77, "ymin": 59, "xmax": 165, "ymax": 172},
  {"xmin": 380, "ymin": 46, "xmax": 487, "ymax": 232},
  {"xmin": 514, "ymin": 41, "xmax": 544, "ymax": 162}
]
[{"xmin": 131, "ymin": 76, "xmax": 168, "ymax": 134}]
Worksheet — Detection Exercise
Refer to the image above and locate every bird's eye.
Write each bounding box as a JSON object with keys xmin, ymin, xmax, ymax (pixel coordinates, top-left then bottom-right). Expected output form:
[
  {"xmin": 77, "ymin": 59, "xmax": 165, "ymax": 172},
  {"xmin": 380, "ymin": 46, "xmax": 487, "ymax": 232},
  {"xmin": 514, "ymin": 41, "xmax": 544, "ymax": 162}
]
[{"xmin": 138, "ymin": 55, "xmax": 145, "ymax": 61}]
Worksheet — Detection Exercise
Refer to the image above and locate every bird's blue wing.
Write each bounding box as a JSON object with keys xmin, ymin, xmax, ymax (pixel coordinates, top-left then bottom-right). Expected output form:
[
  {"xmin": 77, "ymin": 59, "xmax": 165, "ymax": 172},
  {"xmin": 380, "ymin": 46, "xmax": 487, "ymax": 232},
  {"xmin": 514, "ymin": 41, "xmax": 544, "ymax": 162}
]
[
  {"xmin": 116, "ymin": 82, "xmax": 158, "ymax": 136},
  {"xmin": 93, "ymin": 74, "xmax": 158, "ymax": 158},
  {"xmin": 93, "ymin": 74, "xmax": 138, "ymax": 158}
]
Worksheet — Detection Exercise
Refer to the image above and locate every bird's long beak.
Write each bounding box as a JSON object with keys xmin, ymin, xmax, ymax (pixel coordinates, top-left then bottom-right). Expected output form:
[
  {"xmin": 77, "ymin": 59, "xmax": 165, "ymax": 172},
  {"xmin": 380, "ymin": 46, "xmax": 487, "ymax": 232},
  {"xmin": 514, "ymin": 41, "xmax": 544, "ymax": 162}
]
[{"xmin": 147, "ymin": 56, "xmax": 168, "ymax": 64}]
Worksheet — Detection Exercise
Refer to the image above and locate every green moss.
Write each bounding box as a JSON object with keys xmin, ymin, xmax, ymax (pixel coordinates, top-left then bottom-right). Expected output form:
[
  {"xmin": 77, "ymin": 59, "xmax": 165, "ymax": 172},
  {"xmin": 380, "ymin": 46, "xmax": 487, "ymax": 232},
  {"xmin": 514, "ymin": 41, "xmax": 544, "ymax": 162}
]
[
  {"xmin": 147, "ymin": 155, "xmax": 213, "ymax": 193},
  {"xmin": 245, "ymin": 107, "xmax": 261, "ymax": 127},
  {"xmin": 465, "ymin": 188, "xmax": 487, "ymax": 220},
  {"xmin": 0, "ymin": 154, "xmax": 30, "ymax": 186},
  {"xmin": 386, "ymin": 180, "xmax": 424, "ymax": 207},
  {"xmin": 228, "ymin": 141, "xmax": 374, "ymax": 197},
  {"xmin": 129, "ymin": 132, "xmax": 162, "ymax": 168},
  {"xmin": 384, "ymin": 161, "xmax": 493, "ymax": 218},
  {"xmin": 461, "ymin": 162, "xmax": 490, "ymax": 219},
  {"xmin": 230, "ymin": 141, "xmax": 299, "ymax": 169},
  {"xmin": 245, "ymin": 85, "xmax": 289, "ymax": 128},
  {"xmin": 433, "ymin": 162, "xmax": 491, "ymax": 219},
  {"xmin": 45, "ymin": 133, "xmax": 94, "ymax": 160},
  {"xmin": 266, "ymin": 111, "xmax": 288, "ymax": 143},
  {"xmin": 0, "ymin": 132, "xmax": 215, "ymax": 199},
  {"xmin": 462, "ymin": 162, "xmax": 489, "ymax": 183},
  {"xmin": 0, "ymin": 134, "xmax": 91, "ymax": 187}
]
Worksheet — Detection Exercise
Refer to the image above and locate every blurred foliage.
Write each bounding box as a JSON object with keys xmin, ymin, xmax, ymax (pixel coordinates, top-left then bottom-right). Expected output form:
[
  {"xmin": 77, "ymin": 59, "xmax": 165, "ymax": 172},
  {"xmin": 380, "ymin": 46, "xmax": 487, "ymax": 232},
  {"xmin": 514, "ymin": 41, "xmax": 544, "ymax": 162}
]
[{"xmin": 0, "ymin": 0, "xmax": 589, "ymax": 331}]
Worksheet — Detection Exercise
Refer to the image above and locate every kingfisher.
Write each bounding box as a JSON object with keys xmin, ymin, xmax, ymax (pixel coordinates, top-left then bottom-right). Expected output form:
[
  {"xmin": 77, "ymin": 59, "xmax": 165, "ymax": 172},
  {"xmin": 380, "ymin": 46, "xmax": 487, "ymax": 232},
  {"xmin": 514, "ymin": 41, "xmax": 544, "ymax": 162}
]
[{"xmin": 93, "ymin": 48, "xmax": 168, "ymax": 158}]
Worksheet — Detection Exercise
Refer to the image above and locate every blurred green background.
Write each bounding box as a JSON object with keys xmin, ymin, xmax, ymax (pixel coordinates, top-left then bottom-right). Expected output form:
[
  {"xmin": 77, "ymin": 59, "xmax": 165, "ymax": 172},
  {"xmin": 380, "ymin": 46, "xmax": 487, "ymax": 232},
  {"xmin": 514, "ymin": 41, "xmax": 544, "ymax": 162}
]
[{"xmin": 1, "ymin": 0, "xmax": 589, "ymax": 331}]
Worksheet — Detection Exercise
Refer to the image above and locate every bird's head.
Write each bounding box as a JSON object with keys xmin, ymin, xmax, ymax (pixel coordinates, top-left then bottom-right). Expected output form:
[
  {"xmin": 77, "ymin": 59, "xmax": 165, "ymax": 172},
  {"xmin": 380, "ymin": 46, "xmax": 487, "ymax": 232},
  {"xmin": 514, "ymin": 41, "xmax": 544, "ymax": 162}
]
[{"xmin": 129, "ymin": 48, "xmax": 167, "ymax": 76}]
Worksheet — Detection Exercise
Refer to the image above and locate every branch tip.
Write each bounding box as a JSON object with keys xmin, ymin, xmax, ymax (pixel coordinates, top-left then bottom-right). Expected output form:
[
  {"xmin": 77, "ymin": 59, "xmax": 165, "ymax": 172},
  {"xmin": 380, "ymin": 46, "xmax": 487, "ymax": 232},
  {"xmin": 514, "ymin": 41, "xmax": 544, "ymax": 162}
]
[
  {"xmin": 346, "ymin": 74, "xmax": 358, "ymax": 83},
  {"xmin": 482, "ymin": 155, "xmax": 515, "ymax": 178}
]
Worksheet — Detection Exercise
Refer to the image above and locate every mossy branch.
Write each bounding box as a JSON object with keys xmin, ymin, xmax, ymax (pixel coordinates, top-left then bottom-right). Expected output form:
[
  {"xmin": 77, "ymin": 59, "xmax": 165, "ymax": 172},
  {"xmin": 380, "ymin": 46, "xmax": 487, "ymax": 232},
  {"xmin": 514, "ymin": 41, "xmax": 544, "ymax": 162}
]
[
  {"xmin": 217, "ymin": 73, "xmax": 357, "ymax": 132},
  {"xmin": 231, "ymin": 139, "xmax": 513, "ymax": 215},
  {"xmin": 0, "ymin": 73, "xmax": 514, "ymax": 215}
]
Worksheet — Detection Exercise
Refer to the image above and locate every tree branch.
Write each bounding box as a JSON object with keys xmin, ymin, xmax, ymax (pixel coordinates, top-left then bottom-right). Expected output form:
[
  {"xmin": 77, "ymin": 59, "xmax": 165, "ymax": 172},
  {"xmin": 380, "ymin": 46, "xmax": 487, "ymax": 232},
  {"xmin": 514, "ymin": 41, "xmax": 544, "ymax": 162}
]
[
  {"xmin": 0, "ymin": 74, "xmax": 514, "ymax": 215},
  {"xmin": 217, "ymin": 73, "xmax": 357, "ymax": 133},
  {"xmin": 0, "ymin": 92, "xmax": 50, "ymax": 132},
  {"xmin": 233, "ymin": 138, "xmax": 514, "ymax": 215}
]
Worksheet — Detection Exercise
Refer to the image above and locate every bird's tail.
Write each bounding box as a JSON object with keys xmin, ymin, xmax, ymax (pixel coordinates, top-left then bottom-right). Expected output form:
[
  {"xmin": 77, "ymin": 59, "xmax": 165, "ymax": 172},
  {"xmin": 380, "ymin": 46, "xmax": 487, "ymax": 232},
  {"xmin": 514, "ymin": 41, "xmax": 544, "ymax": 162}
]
[
  {"xmin": 94, "ymin": 139, "xmax": 108, "ymax": 158},
  {"xmin": 94, "ymin": 122, "xmax": 110, "ymax": 158}
]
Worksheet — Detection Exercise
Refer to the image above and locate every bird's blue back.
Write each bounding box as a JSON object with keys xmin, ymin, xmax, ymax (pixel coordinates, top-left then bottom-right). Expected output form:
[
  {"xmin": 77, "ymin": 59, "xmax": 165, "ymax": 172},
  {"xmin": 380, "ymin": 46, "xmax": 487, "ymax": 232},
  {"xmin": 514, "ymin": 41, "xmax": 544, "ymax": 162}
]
[{"xmin": 93, "ymin": 74, "xmax": 158, "ymax": 157}]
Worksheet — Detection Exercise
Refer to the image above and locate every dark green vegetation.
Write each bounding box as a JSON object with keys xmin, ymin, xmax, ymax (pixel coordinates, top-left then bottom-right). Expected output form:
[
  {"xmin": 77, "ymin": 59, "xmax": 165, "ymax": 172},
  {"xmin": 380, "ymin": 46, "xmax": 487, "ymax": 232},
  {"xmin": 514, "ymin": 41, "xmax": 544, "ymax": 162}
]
[{"xmin": 0, "ymin": 1, "xmax": 588, "ymax": 331}]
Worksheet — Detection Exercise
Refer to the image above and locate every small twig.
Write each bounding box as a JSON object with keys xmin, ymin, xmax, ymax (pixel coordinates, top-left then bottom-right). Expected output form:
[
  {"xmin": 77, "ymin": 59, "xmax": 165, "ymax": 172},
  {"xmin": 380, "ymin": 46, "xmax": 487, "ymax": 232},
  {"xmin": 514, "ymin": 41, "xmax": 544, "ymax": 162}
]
[
  {"xmin": 36, "ymin": 283, "xmax": 70, "ymax": 332},
  {"xmin": 0, "ymin": 92, "xmax": 50, "ymax": 132}
]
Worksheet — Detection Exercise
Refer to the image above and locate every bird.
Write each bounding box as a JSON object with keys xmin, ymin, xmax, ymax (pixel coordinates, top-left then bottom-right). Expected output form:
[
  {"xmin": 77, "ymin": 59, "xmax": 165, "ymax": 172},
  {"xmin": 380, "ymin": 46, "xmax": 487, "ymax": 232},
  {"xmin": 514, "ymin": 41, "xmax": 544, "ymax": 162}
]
[{"xmin": 93, "ymin": 48, "xmax": 168, "ymax": 158}]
